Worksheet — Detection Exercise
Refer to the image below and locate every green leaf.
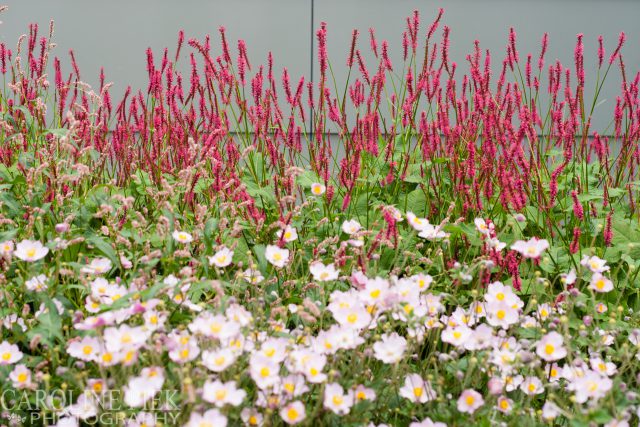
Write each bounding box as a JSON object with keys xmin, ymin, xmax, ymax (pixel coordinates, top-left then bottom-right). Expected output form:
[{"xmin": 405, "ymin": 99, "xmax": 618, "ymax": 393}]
[{"xmin": 84, "ymin": 234, "xmax": 119, "ymax": 267}]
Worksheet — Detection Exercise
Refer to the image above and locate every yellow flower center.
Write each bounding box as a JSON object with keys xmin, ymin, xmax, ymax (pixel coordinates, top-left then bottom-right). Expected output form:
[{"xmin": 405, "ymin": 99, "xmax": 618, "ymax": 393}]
[
  {"xmin": 466, "ymin": 396, "xmax": 475, "ymax": 405},
  {"xmin": 332, "ymin": 395, "xmax": 344, "ymax": 405},
  {"xmin": 544, "ymin": 344, "xmax": 555, "ymax": 355},
  {"xmin": 260, "ymin": 367, "xmax": 270, "ymax": 378},
  {"xmin": 215, "ymin": 389, "xmax": 227, "ymax": 401},
  {"xmin": 82, "ymin": 346, "xmax": 93, "ymax": 355},
  {"xmin": 413, "ymin": 387, "xmax": 423, "ymax": 398},
  {"xmin": 26, "ymin": 248, "xmax": 36, "ymax": 258},
  {"xmin": 17, "ymin": 372, "xmax": 28, "ymax": 383},
  {"xmin": 287, "ymin": 408, "xmax": 299, "ymax": 420},
  {"xmin": 496, "ymin": 292, "xmax": 505, "ymax": 301},
  {"xmin": 496, "ymin": 310, "xmax": 506, "ymax": 320},
  {"xmin": 347, "ymin": 313, "xmax": 358, "ymax": 324}
]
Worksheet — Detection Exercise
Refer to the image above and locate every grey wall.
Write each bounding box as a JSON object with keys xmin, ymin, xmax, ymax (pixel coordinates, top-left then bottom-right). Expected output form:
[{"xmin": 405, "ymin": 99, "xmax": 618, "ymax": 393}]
[{"xmin": 1, "ymin": 0, "xmax": 639, "ymax": 133}]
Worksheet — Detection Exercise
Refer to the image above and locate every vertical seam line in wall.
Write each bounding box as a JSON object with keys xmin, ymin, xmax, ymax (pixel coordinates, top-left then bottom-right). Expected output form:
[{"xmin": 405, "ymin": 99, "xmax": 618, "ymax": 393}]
[{"xmin": 310, "ymin": 0, "xmax": 315, "ymax": 140}]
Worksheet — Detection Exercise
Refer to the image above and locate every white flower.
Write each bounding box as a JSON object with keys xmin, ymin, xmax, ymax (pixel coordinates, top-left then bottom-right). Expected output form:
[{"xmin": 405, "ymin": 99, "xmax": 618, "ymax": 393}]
[
  {"xmin": 66, "ymin": 392, "xmax": 98, "ymax": 420},
  {"xmin": 265, "ymin": 245, "xmax": 290, "ymax": 268},
  {"xmin": 560, "ymin": 269, "xmax": 577, "ymax": 286},
  {"xmin": 486, "ymin": 237, "xmax": 507, "ymax": 251},
  {"xmin": 373, "ymin": 333, "xmax": 406, "ymax": 364},
  {"xmin": 14, "ymin": 239, "xmax": 49, "ymax": 262},
  {"xmin": 474, "ymin": 218, "xmax": 492, "ymax": 235},
  {"xmin": 249, "ymin": 353, "xmax": 280, "ymax": 390},
  {"xmin": 299, "ymin": 352, "xmax": 327, "ymax": 383},
  {"xmin": 457, "ymin": 389, "xmax": 484, "ymax": 414},
  {"xmin": 570, "ymin": 370, "xmax": 612, "ymax": 403},
  {"xmin": 341, "ymin": 219, "xmax": 362, "ymax": 235},
  {"xmin": 407, "ymin": 212, "xmax": 430, "ymax": 231},
  {"xmin": 240, "ymin": 408, "xmax": 263, "ymax": 427},
  {"xmin": 309, "ymin": 261, "xmax": 339, "ymax": 282},
  {"xmin": 185, "ymin": 409, "xmax": 228, "ymax": 427},
  {"xmin": 323, "ymin": 383, "xmax": 354, "ymax": 415},
  {"xmin": 511, "ymin": 237, "xmax": 549, "ymax": 258},
  {"xmin": 590, "ymin": 357, "xmax": 617, "ymax": 376},
  {"xmin": 0, "ymin": 341, "xmax": 23, "ymax": 365},
  {"xmin": 628, "ymin": 329, "xmax": 640, "ymax": 347},
  {"xmin": 581, "ymin": 255, "xmax": 609, "ymax": 273},
  {"xmin": 485, "ymin": 301, "xmax": 519, "ymax": 329},
  {"xmin": 520, "ymin": 376, "xmax": 544, "ymax": 395},
  {"xmin": 541, "ymin": 401, "xmax": 561, "ymax": 420},
  {"xmin": 202, "ymin": 348, "xmax": 237, "ymax": 373},
  {"xmin": 496, "ymin": 396, "xmax": 513, "ymax": 414},
  {"xmin": 418, "ymin": 224, "xmax": 449, "ymax": 240},
  {"xmin": 441, "ymin": 325, "xmax": 472, "ymax": 347},
  {"xmin": 208, "ymin": 246, "xmax": 234, "ymax": 268},
  {"xmin": 81, "ymin": 257, "xmax": 112, "ymax": 274},
  {"xmin": 0, "ymin": 240, "xmax": 14, "ymax": 256},
  {"xmin": 242, "ymin": 268, "xmax": 264, "ymax": 284},
  {"xmin": 280, "ymin": 400, "xmax": 306, "ymax": 425},
  {"xmin": 172, "ymin": 230, "xmax": 193, "ymax": 244},
  {"xmin": 410, "ymin": 417, "xmax": 447, "ymax": 427},
  {"xmin": 484, "ymin": 281, "xmax": 522, "ymax": 307},
  {"xmin": 25, "ymin": 274, "xmax": 48, "ymax": 292},
  {"xmin": 310, "ymin": 183, "xmax": 326, "ymax": 196},
  {"xmin": 123, "ymin": 376, "xmax": 161, "ymax": 408},
  {"xmin": 279, "ymin": 374, "xmax": 309, "ymax": 397},
  {"xmin": 590, "ymin": 273, "xmax": 613, "ymax": 292},
  {"xmin": 9, "ymin": 364, "xmax": 31, "ymax": 389},
  {"xmin": 202, "ymin": 380, "xmax": 247, "ymax": 407},
  {"xmin": 354, "ymin": 385, "xmax": 376, "ymax": 402},
  {"xmin": 536, "ymin": 332, "xmax": 567, "ymax": 362},
  {"xmin": 399, "ymin": 374, "xmax": 436, "ymax": 403},
  {"xmin": 276, "ymin": 225, "xmax": 298, "ymax": 242}
]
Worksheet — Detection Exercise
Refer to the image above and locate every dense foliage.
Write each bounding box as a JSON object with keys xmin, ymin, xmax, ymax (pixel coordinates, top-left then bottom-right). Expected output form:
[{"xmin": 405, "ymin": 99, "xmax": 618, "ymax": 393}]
[{"xmin": 0, "ymin": 6, "xmax": 639, "ymax": 426}]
